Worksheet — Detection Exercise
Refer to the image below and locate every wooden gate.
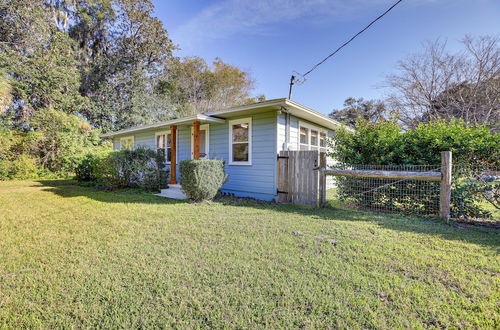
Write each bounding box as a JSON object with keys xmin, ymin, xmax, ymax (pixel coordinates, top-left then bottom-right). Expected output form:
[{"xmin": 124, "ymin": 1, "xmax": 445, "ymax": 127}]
[{"xmin": 277, "ymin": 150, "xmax": 323, "ymax": 206}]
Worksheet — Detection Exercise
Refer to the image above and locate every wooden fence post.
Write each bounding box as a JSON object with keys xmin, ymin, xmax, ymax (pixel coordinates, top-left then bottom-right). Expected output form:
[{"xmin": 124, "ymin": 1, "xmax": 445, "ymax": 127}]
[
  {"xmin": 318, "ymin": 152, "xmax": 327, "ymax": 207},
  {"xmin": 440, "ymin": 151, "xmax": 452, "ymax": 219},
  {"xmin": 277, "ymin": 151, "xmax": 289, "ymax": 203}
]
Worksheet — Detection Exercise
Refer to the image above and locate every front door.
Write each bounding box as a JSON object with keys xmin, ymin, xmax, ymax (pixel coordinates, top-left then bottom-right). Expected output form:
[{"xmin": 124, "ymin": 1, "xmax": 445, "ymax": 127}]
[{"xmin": 191, "ymin": 124, "xmax": 209, "ymax": 159}]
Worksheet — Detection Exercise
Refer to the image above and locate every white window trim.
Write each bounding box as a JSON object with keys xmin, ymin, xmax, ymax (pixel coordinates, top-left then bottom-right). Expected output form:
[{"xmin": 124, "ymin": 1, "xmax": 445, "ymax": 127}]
[
  {"xmin": 228, "ymin": 117, "xmax": 252, "ymax": 166},
  {"xmin": 190, "ymin": 124, "xmax": 210, "ymax": 160},
  {"xmin": 298, "ymin": 121, "xmax": 327, "ymax": 151},
  {"xmin": 156, "ymin": 130, "xmax": 177, "ymax": 164},
  {"xmin": 120, "ymin": 136, "xmax": 134, "ymax": 150}
]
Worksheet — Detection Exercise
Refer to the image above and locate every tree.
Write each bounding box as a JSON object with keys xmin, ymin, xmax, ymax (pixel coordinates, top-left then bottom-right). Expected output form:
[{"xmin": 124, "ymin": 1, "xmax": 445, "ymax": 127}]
[
  {"xmin": 0, "ymin": 0, "xmax": 54, "ymax": 55},
  {"xmin": 72, "ymin": 0, "xmax": 178, "ymax": 130},
  {"xmin": 0, "ymin": 0, "xmax": 179, "ymax": 130},
  {"xmin": 329, "ymin": 97, "xmax": 386, "ymax": 127},
  {"xmin": 160, "ymin": 57, "xmax": 259, "ymax": 115},
  {"xmin": 0, "ymin": 70, "xmax": 12, "ymax": 112},
  {"xmin": 0, "ymin": 31, "xmax": 90, "ymax": 124},
  {"xmin": 386, "ymin": 36, "xmax": 499, "ymax": 130}
]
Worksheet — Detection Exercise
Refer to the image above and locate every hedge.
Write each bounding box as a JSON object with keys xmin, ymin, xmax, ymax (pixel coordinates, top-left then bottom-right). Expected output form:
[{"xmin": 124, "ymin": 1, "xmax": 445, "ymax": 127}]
[
  {"xmin": 76, "ymin": 147, "xmax": 169, "ymax": 191},
  {"xmin": 180, "ymin": 160, "xmax": 226, "ymax": 201},
  {"xmin": 330, "ymin": 118, "xmax": 499, "ymax": 218}
]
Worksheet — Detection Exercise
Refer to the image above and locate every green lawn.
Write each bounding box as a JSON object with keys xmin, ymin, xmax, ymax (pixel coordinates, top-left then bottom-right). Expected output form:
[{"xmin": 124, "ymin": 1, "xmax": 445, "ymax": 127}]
[{"xmin": 0, "ymin": 180, "xmax": 498, "ymax": 328}]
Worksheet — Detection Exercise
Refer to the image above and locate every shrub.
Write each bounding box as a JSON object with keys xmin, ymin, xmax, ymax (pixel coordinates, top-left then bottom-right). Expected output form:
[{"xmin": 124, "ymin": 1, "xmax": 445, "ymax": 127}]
[
  {"xmin": 0, "ymin": 159, "xmax": 8, "ymax": 180},
  {"xmin": 331, "ymin": 118, "xmax": 499, "ymax": 166},
  {"xmin": 112, "ymin": 147, "xmax": 169, "ymax": 191},
  {"xmin": 76, "ymin": 147, "xmax": 169, "ymax": 192},
  {"xmin": 451, "ymin": 179, "xmax": 493, "ymax": 219},
  {"xmin": 330, "ymin": 118, "xmax": 499, "ymax": 218},
  {"xmin": 8, "ymin": 155, "xmax": 41, "ymax": 180},
  {"xmin": 75, "ymin": 151, "xmax": 117, "ymax": 183},
  {"xmin": 75, "ymin": 154, "xmax": 95, "ymax": 181},
  {"xmin": 0, "ymin": 115, "xmax": 112, "ymax": 180},
  {"xmin": 180, "ymin": 160, "xmax": 226, "ymax": 201}
]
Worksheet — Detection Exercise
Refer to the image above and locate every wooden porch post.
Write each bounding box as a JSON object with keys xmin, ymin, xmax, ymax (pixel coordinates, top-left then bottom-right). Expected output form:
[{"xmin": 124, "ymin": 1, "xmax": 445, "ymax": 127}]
[
  {"xmin": 169, "ymin": 125, "xmax": 177, "ymax": 184},
  {"xmin": 193, "ymin": 120, "xmax": 200, "ymax": 160}
]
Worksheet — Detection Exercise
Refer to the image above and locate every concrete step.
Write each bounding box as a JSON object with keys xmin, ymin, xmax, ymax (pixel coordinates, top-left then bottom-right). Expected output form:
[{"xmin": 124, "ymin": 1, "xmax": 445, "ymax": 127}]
[{"xmin": 156, "ymin": 185, "xmax": 187, "ymax": 200}]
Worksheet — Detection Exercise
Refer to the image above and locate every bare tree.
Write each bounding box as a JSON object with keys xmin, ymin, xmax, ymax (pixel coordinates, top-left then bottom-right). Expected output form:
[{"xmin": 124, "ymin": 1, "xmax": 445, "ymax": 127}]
[{"xmin": 385, "ymin": 36, "xmax": 499, "ymax": 130}]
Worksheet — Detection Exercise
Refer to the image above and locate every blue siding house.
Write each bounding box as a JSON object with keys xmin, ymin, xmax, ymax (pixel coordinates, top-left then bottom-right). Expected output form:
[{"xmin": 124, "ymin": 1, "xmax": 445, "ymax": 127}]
[{"xmin": 101, "ymin": 98, "xmax": 344, "ymax": 201}]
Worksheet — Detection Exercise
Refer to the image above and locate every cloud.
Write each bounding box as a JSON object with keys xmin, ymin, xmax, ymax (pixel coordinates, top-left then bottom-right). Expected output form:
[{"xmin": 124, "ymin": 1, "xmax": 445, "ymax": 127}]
[{"xmin": 173, "ymin": 0, "xmax": 402, "ymax": 49}]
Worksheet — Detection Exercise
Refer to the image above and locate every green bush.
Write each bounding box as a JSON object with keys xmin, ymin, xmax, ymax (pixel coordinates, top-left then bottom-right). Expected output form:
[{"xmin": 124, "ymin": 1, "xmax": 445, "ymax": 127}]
[
  {"xmin": 75, "ymin": 154, "xmax": 95, "ymax": 181},
  {"xmin": 331, "ymin": 118, "xmax": 499, "ymax": 166},
  {"xmin": 451, "ymin": 179, "xmax": 493, "ymax": 219},
  {"xmin": 330, "ymin": 118, "xmax": 499, "ymax": 218},
  {"xmin": 9, "ymin": 155, "xmax": 41, "ymax": 180},
  {"xmin": 0, "ymin": 159, "xmax": 8, "ymax": 180},
  {"xmin": 75, "ymin": 151, "xmax": 117, "ymax": 184},
  {"xmin": 180, "ymin": 160, "xmax": 226, "ymax": 202},
  {"xmin": 112, "ymin": 147, "xmax": 169, "ymax": 191},
  {"xmin": 76, "ymin": 147, "xmax": 169, "ymax": 192},
  {"xmin": 0, "ymin": 155, "xmax": 41, "ymax": 180},
  {"xmin": 0, "ymin": 112, "xmax": 112, "ymax": 180}
]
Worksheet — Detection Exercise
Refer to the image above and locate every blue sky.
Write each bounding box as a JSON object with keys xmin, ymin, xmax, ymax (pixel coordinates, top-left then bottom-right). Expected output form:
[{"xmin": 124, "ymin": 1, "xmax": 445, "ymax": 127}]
[{"xmin": 152, "ymin": 0, "xmax": 500, "ymax": 115}]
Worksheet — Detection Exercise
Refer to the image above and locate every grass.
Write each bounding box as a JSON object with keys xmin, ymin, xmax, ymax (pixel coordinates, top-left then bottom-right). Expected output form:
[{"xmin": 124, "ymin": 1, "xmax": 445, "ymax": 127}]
[{"xmin": 0, "ymin": 180, "xmax": 498, "ymax": 328}]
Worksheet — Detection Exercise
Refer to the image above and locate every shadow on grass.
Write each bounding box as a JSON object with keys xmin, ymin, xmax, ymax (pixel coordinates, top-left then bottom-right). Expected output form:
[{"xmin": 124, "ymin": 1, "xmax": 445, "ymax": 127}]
[
  {"xmin": 36, "ymin": 180, "xmax": 499, "ymax": 249},
  {"xmin": 214, "ymin": 196, "xmax": 500, "ymax": 249},
  {"xmin": 35, "ymin": 179, "xmax": 184, "ymax": 206}
]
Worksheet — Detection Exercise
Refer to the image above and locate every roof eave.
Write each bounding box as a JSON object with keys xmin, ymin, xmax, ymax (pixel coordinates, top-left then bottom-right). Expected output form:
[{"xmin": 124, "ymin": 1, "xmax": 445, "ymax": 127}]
[
  {"xmin": 283, "ymin": 99, "xmax": 353, "ymax": 132},
  {"xmin": 100, "ymin": 114, "xmax": 225, "ymax": 138}
]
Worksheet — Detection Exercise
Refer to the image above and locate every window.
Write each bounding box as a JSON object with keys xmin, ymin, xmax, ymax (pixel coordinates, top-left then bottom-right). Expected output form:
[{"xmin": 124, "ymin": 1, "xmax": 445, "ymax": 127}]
[
  {"xmin": 300, "ymin": 127, "xmax": 308, "ymax": 144},
  {"xmin": 300, "ymin": 127, "xmax": 309, "ymax": 150},
  {"xmin": 229, "ymin": 118, "xmax": 252, "ymax": 165},
  {"xmin": 310, "ymin": 130, "xmax": 318, "ymax": 150},
  {"xmin": 156, "ymin": 132, "xmax": 166, "ymax": 161},
  {"xmin": 320, "ymin": 132, "xmax": 327, "ymax": 153},
  {"xmin": 156, "ymin": 131, "xmax": 174, "ymax": 163},
  {"xmin": 120, "ymin": 136, "xmax": 134, "ymax": 150},
  {"xmin": 298, "ymin": 122, "xmax": 328, "ymax": 152}
]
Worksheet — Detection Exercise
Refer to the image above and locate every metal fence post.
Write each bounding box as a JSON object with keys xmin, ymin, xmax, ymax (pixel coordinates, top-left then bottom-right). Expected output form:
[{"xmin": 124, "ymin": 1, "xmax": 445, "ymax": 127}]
[{"xmin": 440, "ymin": 151, "xmax": 452, "ymax": 219}]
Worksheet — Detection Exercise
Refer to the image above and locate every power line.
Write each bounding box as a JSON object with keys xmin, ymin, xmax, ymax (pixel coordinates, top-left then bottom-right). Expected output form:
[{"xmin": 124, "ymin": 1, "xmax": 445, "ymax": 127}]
[{"xmin": 292, "ymin": 0, "xmax": 404, "ymax": 90}]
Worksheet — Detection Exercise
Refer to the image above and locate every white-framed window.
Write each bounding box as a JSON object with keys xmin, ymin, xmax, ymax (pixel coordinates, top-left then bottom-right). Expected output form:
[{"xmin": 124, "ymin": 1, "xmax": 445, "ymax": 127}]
[
  {"xmin": 320, "ymin": 132, "xmax": 327, "ymax": 152},
  {"xmin": 190, "ymin": 124, "xmax": 210, "ymax": 159},
  {"xmin": 120, "ymin": 136, "xmax": 134, "ymax": 150},
  {"xmin": 298, "ymin": 122, "xmax": 327, "ymax": 153},
  {"xmin": 156, "ymin": 130, "xmax": 176, "ymax": 164},
  {"xmin": 229, "ymin": 117, "xmax": 252, "ymax": 165},
  {"xmin": 310, "ymin": 129, "xmax": 318, "ymax": 150},
  {"xmin": 299, "ymin": 126, "xmax": 309, "ymax": 150}
]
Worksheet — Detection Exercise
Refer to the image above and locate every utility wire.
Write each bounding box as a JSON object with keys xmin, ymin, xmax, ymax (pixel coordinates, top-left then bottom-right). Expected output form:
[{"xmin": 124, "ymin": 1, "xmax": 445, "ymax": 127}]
[{"xmin": 300, "ymin": 0, "xmax": 404, "ymax": 79}]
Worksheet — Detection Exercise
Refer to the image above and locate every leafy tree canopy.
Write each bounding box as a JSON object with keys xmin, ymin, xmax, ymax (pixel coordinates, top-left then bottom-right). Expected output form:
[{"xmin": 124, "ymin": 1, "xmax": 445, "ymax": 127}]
[
  {"xmin": 159, "ymin": 56, "xmax": 263, "ymax": 116},
  {"xmin": 0, "ymin": 0, "xmax": 260, "ymax": 178},
  {"xmin": 0, "ymin": 0, "xmax": 259, "ymax": 131},
  {"xmin": 329, "ymin": 97, "xmax": 387, "ymax": 127}
]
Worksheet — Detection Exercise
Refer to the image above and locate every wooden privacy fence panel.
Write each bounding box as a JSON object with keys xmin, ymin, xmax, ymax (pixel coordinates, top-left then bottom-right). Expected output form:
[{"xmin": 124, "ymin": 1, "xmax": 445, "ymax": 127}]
[{"xmin": 277, "ymin": 150, "xmax": 320, "ymax": 206}]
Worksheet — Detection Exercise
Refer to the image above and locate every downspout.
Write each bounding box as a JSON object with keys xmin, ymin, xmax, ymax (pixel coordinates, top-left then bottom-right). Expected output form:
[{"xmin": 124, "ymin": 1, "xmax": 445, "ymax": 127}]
[{"xmin": 281, "ymin": 106, "xmax": 291, "ymax": 150}]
